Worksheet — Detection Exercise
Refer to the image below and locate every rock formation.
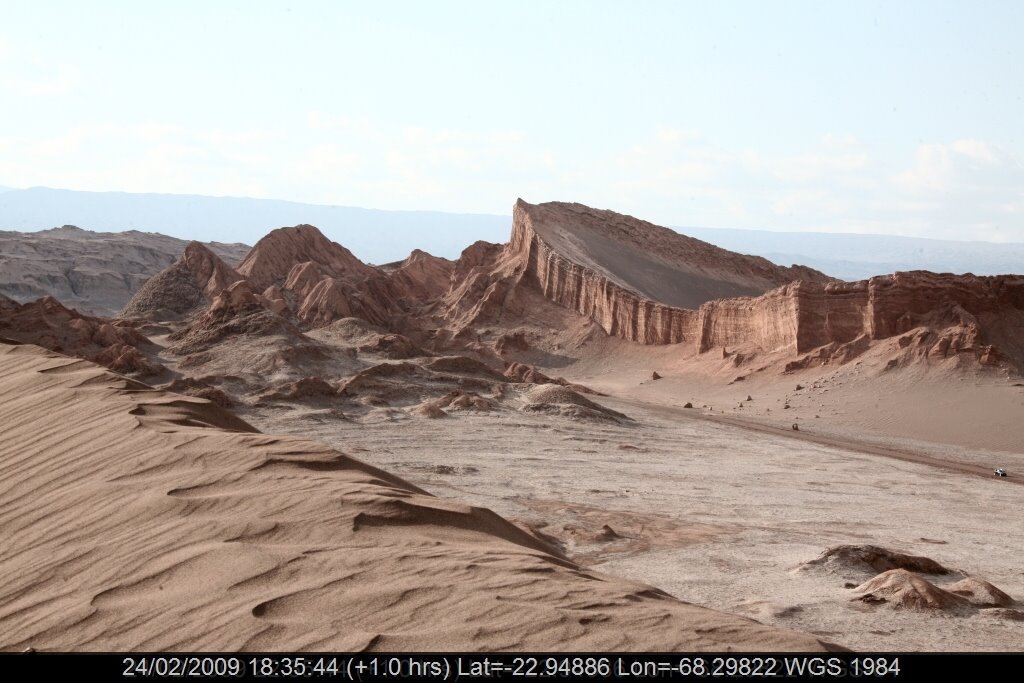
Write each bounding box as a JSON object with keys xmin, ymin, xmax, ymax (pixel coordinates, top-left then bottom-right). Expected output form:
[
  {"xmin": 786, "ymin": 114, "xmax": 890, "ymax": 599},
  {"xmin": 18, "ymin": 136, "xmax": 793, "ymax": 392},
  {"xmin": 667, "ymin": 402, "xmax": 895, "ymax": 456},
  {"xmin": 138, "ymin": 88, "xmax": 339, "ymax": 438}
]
[
  {"xmin": 438, "ymin": 200, "xmax": 831, "ymax": 344},
  {"xmin": 0, "ymin": 225, "xmax": 248, "ymax": 316},
  {"xmin": 384, "ymin": 249, "xmax": 455, "ymax": 305},
  {"xmin": 947, "ymin": 577, "xmax": 1016, "ymax": 608},
  {"xmin": 45, "ymin": 199, "xmax": 1024, "ymax": 378},
  {"xmin": 0, "ymin": 294, "xmax": 162, "ymax": 376},
  {"xmin": 121, "ymin": 242, "xmax": 244, "ymax": 320},
  {"xmin": 167, "ymin": 281, "xmax": 307, "ymax": 356},
  {"xmin": 237, "ymin": 224, "xmax": 377, "ymax": 292},
  {"xmin": 854, "ymin": 569, "xmax": 971, "ymax": 611},
  {"xmin": 801, "ymin": 544, "xmax": 951, "ymax": 579},
  {"xmin": 432, "ymin": 200, "xmax": 1024, "ymax": 371}
]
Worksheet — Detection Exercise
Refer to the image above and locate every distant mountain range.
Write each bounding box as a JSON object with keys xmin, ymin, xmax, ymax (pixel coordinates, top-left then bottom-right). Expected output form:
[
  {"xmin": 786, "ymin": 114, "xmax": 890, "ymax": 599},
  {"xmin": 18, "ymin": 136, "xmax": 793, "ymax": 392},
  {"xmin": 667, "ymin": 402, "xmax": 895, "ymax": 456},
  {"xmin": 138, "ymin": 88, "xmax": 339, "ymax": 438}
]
[
  {"xmin": 0, "ymin": 186, "xmax": 1021, "ymax": 278},
  {"xmin": 0, "ymin": 187, "xmax": 509, "ymax": 266}
]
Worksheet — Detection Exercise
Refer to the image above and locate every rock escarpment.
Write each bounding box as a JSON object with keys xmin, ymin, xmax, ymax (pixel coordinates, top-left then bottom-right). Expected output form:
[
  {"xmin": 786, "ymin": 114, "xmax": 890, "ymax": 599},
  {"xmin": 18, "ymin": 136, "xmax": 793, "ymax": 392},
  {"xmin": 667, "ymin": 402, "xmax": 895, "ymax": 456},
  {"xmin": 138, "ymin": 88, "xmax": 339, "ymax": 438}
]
[
  {"xmin": 441, "ymin": 200, "xmax": 831, "ymax": 344},
  {"xmin": 114, "ymin": 200, "xmax": 1024, "ymax": 375},
  {"xmin": 441, "ymin": 200, "xmax": 1024, "ymax": 370}
]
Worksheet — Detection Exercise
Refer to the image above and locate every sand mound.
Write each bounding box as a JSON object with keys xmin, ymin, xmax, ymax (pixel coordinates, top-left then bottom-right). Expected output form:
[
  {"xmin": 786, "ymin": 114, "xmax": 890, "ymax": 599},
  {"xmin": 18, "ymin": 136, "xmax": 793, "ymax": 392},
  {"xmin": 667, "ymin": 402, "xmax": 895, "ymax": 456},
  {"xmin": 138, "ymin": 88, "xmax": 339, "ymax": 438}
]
[
  {"xmin": 801, "ymin": 544, "xmax": 951, "ymax": 579},
  {"xmin": 854, "ymin": 570, "xmax": 971, "ymax": 611},
  {"xmin": 413, "ymin": 402, "xmax": 449, "ymax": 419},
  {"xmin": 522, "ymin": 385, "xmax": 629, "ymax": 422},
  {"xmin": 163, "ymin": 377, "xmax": 233, "ymax": 407},
  {"xmin": 0, "ymin": 342, "xmax": 834, "ymax": 651},
  {"xmin": 424, "ymin": 355, "xmax": 506, "ymax": 380},
  {"xmin": 946, "ymin": 577, "xmax": 1016, "ymax": 608},
  {"xmin": 358, "ymin": 333, "xmax": 429, "ymax": 359},
  {"xmin": 259, "ymin": 377, "xmax": 339, "ymax": 403}
]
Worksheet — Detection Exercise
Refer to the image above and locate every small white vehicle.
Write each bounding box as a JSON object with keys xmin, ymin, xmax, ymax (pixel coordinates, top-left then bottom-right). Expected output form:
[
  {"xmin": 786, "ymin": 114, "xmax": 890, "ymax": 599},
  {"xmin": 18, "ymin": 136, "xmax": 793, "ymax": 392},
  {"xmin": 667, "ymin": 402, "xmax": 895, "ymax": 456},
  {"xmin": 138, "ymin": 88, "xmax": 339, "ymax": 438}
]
[{"xmin": 993, "ymin": 468, "xmax": 1007, "ymax": 477}]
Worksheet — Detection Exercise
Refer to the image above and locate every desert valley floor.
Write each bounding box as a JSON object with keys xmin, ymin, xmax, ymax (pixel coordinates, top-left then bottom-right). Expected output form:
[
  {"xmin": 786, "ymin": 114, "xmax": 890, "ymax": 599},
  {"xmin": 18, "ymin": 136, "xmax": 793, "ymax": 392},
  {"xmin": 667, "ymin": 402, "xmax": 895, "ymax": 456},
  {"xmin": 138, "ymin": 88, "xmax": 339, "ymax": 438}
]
[
  {"xmin": 249, "ymin": 355, "xmax": 1024, "ymax": 652},
  {"xmin": 1, "ymin": 200, "xmax": 1022, "ymax": 651}
]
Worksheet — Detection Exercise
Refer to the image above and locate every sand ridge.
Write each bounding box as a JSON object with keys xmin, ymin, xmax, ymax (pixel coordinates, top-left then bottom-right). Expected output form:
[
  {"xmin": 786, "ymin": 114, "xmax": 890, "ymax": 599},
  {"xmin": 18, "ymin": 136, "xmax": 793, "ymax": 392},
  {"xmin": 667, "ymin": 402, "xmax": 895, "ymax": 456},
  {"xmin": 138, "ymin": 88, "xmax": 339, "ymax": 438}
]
[{"xmin": 0, "ymin": 341, "xmax": 835, "ymax": 652}]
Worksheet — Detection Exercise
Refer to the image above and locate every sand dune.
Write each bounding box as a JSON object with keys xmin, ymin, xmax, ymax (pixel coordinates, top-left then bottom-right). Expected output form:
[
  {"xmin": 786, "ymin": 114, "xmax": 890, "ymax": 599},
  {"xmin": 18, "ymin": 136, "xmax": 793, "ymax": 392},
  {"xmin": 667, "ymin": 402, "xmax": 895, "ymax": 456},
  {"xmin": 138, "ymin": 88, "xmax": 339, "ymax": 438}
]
[{"xmin": 0, "ymin": 341, "xmax": 834, "ymax": 652}]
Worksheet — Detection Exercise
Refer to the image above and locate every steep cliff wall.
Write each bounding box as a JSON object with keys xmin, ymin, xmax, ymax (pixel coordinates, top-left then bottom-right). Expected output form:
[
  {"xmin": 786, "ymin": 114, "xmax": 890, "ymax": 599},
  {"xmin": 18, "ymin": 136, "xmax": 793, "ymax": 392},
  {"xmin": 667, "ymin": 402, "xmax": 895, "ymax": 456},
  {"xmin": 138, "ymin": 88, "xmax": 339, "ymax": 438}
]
[
  {"xmin": 492, "ymin": 201, "xmax": 1024, "ymax": 369},
  {"xmin": 506, "ymin": 200, "xmax": 828, "ymax": 345},
  {"xmin": 692, "ymin": 273, "xmax": 1024, "ymax": 367}
]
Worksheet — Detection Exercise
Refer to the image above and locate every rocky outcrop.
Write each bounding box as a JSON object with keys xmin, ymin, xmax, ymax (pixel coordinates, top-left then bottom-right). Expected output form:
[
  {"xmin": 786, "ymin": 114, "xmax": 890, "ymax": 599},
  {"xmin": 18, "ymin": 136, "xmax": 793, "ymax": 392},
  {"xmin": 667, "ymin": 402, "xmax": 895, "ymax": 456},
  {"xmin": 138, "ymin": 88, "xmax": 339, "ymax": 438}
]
[
  {"xmin": 509, "ymin": 200, "xmax": 830, "ymax": 344},
  {"xmin": 435, "ymin": 201, "xmax": 1024, "ymax": 370},
  {"xmin": 167, "ymin": 281, "xmax": 307, "ymax": 356},
  {"xmin": 947, "ymin": 577, "xmax": 1016, "ymax": 608},
  {"xmin": 121, "ymin": 242, "xmax": 244, "ymax": 320},
  {"xmin": 440, "ymin": 200, "xmax": 830, "ymax": 344},
  {"xmin": 699, "ymin": 273, "xmax": 1024, "ymax": 369},
  {"xmin": 234, "ymin": 225, "xmax": 446, "ymax": 330},
  {"xmin": 0, "ymin": 294, "xmax": 162, "ymax": 376},
  {"xmin": 854, "ymin": 570, "xmax": 971, "ymax": 611},
  {"xmin": 386, "ymin": 249, "xmax": 455, "ymax": 305},
  {"xmin": 800, "ymin": 544, "xmax": 951, "ymax": 578},
  {"xmin": 0, "ymin": 226, "xmax": 248, "ymax": 317},
  {"xmin": 237, "ymin": 224, "xmax": 377, "ymax": 292}
]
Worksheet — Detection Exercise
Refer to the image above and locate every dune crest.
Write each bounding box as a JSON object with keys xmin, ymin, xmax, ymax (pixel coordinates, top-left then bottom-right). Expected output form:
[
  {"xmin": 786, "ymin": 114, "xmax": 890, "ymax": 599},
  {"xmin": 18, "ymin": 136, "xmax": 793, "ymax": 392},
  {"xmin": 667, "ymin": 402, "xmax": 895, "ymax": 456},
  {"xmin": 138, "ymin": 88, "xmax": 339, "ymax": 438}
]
[{"xmin": 0, "ymin": 341, "xmax": 835, "ymax": 652}]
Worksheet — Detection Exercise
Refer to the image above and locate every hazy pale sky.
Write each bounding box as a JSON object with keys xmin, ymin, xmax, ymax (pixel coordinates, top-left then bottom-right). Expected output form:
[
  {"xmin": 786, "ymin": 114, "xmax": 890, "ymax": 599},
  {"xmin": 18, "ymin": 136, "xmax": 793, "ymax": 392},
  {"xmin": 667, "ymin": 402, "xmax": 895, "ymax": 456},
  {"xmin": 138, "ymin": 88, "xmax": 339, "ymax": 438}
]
[{"xmin": 2, "ymin": 1, "xmax": 1022, "ymax": 240}]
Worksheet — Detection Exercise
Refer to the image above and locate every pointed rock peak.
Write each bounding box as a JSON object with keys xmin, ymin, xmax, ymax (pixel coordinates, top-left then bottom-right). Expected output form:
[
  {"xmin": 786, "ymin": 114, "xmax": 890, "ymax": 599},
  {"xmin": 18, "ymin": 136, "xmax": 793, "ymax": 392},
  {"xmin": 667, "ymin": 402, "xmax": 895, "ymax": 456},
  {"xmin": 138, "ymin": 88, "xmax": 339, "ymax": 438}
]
[
  {"xmin": 121, "ymin": 241, "xmax": 243, "ymax": 320},
  {"xmin": 401, "ymin": 249, "xmax": 449, "ymax": 268},
  {"xmin": 182, "ymin": 239, "xmax": 218, "ymax": 264},
  {"xmin": 238, "ymin": 224, "xmax": 374, "ymax": 291}
]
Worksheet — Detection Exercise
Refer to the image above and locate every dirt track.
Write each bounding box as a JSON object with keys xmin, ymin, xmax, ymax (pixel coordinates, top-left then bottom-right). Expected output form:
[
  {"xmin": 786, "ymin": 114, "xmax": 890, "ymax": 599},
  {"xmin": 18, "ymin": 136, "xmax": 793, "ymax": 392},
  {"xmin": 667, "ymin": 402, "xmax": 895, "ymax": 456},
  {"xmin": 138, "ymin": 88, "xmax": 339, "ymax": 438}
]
[{"xmin": 604, "ymin": 395, "xmax": 1021, "ymax": 486}]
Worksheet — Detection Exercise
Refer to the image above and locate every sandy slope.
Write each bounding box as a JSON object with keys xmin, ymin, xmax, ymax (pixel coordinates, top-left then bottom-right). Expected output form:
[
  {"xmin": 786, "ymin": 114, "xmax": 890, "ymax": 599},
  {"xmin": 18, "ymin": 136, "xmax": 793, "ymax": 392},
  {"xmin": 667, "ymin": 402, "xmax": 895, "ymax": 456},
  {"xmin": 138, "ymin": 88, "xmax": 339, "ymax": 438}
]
[
  {"xmin": 256, "ymin": 394, "xmax": 1024, "ymax": 652},
  {"xmin": 556, "ymin": 330, "xmax": 1024, "ymax": 462},
  {"xmin": 0, "ymin": 342, "xmax": 833, "ymax": 652}
]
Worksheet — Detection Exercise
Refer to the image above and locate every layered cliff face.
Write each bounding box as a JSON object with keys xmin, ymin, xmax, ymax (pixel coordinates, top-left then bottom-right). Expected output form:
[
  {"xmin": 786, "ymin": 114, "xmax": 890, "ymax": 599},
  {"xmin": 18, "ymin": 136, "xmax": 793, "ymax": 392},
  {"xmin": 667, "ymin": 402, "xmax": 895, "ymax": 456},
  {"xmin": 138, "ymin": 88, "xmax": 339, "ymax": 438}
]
[
  {"xmin": 121, "ymin": 242, "xmax": 244, "ymax": 320},
  {"xmin": 440, "ymin": 200, "xmax": 829, "ymax": 345},
  {"xmin": 432, "ymin": 200, "xmax": 1024, "ymax": 371},
  {"xmin": 691, "ymin": 272, "xmax": 1024, "ymax": 366}
]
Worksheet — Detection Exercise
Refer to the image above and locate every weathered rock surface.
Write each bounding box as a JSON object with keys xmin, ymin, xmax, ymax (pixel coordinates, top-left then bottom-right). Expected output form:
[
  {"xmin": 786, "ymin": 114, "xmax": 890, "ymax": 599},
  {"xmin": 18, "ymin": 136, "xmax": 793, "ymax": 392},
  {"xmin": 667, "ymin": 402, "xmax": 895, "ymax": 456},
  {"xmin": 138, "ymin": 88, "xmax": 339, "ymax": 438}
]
[
  {"xmin": 121, "ymin": 242, "xmax": 244, "ymax": 320},
  {"xmin": 463, "ymin": 200, "xmax": 830, "ymax": 344},
  {"xmin": 237, "ymin": 224, "xmax": 377, "ymax": 292},
  {"xmin": 385, "ymin": 249, "xmax": 455, "ymax": 305},
  {"xmin": 854, "ymin": 570, "xmax": 971, "ymax": 611},
  {"xmin": 0, "ymin": 225, "xmax": 248, "ymax": 316},
  {"xmin": 20, "ymin": 201, "xmax": 1024, "ymax": 380},
  {"xmin": 800, "ymin": 544, "xmax": 951, "ymax": 579},
  {"xmin": 702, "ymin": 273, "xmax": 1024, "ymax": 369},
  {"xmin": 167, "ymin": 281, "xmax": 307, "ymax": 356},
  {"xmin": 946, "ymin": 577, "xmax": 1016, "ymax": 607},
  {"xmin": 0, "ymin": 294, "xmax": 162, "ymax": 376}
]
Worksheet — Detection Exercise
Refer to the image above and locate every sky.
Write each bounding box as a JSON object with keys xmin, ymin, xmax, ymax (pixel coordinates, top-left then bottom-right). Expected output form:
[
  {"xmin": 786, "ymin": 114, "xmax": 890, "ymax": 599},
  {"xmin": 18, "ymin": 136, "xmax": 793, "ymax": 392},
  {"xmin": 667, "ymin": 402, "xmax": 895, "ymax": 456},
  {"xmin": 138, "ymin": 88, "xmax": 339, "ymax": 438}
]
[{"xmin": 1, "ymin": 1, "xmax": 1023, "ymax": 241}]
